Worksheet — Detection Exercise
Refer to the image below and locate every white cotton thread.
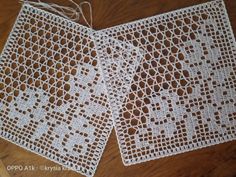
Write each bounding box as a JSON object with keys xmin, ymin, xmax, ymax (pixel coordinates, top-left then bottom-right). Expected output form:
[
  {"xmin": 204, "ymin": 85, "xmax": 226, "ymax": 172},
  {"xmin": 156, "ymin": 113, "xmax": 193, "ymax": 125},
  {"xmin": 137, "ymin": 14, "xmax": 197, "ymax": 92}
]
[{"xmin": 19, "ymin": 0, "xmax": 93, "ymax": 28}]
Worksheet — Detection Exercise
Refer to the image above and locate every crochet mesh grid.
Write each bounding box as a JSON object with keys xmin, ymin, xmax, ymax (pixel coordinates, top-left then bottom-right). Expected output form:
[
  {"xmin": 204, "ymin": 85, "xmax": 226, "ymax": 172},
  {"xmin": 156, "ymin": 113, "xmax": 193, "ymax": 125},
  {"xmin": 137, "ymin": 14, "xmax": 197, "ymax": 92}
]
[
  {"xmin": 0, "ymin": 3, "xmax": 142, "ymax": 176},
  {"xmin": 101, "ymin": 0, "xmax": 236, "ymax": 165}
]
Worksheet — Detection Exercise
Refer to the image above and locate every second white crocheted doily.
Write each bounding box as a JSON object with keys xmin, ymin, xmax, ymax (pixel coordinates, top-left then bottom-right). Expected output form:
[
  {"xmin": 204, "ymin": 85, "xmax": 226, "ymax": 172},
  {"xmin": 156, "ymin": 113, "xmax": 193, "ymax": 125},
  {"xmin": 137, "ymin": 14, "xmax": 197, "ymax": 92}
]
[{"xmin": 101, "ymin": 0, "xmax": 236, "ymax": 165}]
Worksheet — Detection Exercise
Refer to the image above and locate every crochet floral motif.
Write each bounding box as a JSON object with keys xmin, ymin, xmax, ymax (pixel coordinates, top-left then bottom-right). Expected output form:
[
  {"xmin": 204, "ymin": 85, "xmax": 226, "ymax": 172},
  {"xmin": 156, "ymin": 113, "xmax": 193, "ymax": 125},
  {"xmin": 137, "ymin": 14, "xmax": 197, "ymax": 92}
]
[
  {"xmin": 0, "ymin": 3, "xmax": 142, "ymax": 176},
  {"xmin": 101, "ymin": 0, "xmax": 236, "ymax": 165}
]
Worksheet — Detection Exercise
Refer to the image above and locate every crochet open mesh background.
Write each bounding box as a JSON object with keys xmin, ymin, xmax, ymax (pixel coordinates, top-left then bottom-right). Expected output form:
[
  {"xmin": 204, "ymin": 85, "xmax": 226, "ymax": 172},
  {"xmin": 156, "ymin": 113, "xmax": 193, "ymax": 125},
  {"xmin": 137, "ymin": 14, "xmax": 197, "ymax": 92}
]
[
  {"xmin": 0, "ymin": 4, "xmax": 142, "ymax": 176},
  {"xmin": 95, "ymin": 32, "xmax": 143, "ymax": 123},
  {"xmin": 101, "ymin": 0, "xmax": 236, "ymax": 165}
]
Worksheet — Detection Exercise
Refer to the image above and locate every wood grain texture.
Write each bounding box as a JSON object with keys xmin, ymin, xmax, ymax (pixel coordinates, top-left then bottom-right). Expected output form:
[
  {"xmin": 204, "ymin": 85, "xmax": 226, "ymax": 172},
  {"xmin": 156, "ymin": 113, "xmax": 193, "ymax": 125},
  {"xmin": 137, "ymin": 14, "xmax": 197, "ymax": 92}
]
[
  {"xmin": 0, "ymin": 160, "xmax": 10, "ymax": 177},
  {"xmin": 0, "ymin": 0, "xmax": 236, "ymax": 177}
]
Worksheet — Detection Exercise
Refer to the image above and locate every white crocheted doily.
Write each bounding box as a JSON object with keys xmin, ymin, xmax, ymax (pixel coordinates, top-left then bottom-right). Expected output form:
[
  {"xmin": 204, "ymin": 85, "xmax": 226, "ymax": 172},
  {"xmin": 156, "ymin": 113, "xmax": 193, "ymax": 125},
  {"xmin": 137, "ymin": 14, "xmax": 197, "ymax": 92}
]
[
  {"xmin": 101, "ymin": 0, "xmax": 236, "ymax": 165},
  {"xmin": 0, "ymin": 3, "xmax": 142, "ymax": 176}
]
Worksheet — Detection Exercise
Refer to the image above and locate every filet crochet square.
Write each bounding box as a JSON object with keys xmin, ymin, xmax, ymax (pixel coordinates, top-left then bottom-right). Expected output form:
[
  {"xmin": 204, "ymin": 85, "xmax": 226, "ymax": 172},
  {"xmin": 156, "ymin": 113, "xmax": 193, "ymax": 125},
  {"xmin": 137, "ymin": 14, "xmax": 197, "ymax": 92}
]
[
  {"xmin": 0, "ymin": 3, "xmax": 142, "ymax": 176},
  {"xmin": 101, "ymin": 0, "xmax": 236, "ymax": 165}
]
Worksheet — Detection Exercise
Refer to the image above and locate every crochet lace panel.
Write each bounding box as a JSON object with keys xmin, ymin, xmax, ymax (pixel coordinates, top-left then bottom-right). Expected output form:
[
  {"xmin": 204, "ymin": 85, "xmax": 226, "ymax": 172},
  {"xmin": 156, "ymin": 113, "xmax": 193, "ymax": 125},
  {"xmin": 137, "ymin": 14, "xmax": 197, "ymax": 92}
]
[
  {"xmin": 101, "ymin": 0, "xmax": 236, "ymax": 165},
  {"xmin": 94, "ymin": 32, "xmax": 143, "ymax": 123},
  {"xmin": 0, "ymin": 4, "xmax": 142, "ymax": 176}
]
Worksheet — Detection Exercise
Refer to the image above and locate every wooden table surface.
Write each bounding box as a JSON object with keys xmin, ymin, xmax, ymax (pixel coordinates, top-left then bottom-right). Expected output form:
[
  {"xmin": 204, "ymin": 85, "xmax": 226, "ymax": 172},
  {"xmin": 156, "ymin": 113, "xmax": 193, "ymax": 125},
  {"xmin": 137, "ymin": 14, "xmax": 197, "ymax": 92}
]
[{"xmin": 0, "ymin": 0, "xmax": 236, "ymax": 177}]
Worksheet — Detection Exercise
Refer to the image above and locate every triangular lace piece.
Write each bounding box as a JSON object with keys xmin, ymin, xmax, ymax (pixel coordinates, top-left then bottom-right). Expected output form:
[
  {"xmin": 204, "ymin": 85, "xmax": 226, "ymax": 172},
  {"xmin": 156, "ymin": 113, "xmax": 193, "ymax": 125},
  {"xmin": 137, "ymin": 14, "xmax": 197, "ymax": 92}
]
[
  {"xmin": 0, "ymin": 3, "xmax": 142, "ymax": 176},
  {"xmin": 94, "ymin": 32, "xmax": 143, "ymax": 121},
  {"xmin": 101, "ymin": 0, "xmax": 236, "ymax": 165}
]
